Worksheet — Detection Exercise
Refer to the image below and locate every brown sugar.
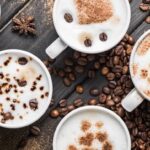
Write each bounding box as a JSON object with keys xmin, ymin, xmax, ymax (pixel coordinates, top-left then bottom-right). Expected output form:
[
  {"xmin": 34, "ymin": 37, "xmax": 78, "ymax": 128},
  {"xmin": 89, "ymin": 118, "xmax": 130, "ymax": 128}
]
[
  {"xmin": 75, "ymin": 0, "xmax": 113, "ymax": 24},
  {"xmin": 102, "ymin": 141, "xmax": 113, "ymax": 150},
  {"xmin": 95, "ymin": 132, "xmax": 108, "ymax": 142},
  {"xmin": 79, "ymin": 132, "xmax": 94, "ymax": 146},
  {"xmin": 68, "ymin": 145, "xmax": 78, "ymax": 150},
  {"xmin": 81, "ymin": 120, "xmax": 92, "ymax": 132}
]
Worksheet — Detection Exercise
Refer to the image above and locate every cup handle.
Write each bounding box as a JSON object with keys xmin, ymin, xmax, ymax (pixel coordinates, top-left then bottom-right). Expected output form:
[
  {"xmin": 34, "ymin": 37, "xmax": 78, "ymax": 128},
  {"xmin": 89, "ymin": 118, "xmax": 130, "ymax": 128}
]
[
  {"xmin": 121, "ymin": 89, "xmax": 144, "ymax": 112},
  {"xmin": 46, "ymin": 38, "xmax": 68, "ymax": 59}
]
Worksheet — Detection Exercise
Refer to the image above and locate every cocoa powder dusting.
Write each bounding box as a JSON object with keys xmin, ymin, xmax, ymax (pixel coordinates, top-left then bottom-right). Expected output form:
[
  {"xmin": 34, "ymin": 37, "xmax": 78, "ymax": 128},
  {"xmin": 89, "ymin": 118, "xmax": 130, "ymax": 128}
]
[
  {"xmin": 95, "ymin": 121, "xmax": 104, "ymax": 129},
  {"xmin": 81, "ymin": 120, "xmax": 91, "ymax": 132},
  {"xmin": 102, "ymin": 141, "xmax": 113, "ymax": 150},
  {"xmin": 79, "ymin": 133, "xmax": 94, "ymax": 146},
  {"xmin": 68, "ymin": 145, "xmax": 78, "ymax": 150},
  {"xmin": 95, "ymin": 132, "xmax": 108, "ymax": 142}
]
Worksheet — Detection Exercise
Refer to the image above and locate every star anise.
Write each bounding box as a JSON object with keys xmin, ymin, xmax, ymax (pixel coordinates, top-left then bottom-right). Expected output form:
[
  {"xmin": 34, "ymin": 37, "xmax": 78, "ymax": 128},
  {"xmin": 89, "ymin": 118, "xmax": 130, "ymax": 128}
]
[{"xmin": 12, "ymin": 16, "xmax": 36, "ymax": 36}]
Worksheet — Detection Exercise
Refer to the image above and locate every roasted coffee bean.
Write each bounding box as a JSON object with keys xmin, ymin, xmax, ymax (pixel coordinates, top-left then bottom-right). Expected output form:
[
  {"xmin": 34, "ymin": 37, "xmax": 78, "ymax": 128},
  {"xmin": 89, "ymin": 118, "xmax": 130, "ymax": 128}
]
[
  {"xmin": 125, "ymin": 80, "xmax": 133, "ymax": 88},
  {"xmin": 59, "ymin": 99, "xmax": 67, "ymax": 107},
  {"xmin": 67, "ymin": 104, "xmax": 75, "ymax": 112},
  {"xmin": 68, "ymin": 73, "xmax": 76, "ymax": 81},
  {"xmin": 88, "ymin": 99, "xmax": 97, "ymax": 105},
  {"xmin": 88, "ymin": 70, "xmax": 96, "ymax": 79},
  {"xmin": 18, "ymin": 57, "xmax": 28, "ymax": 65},
  {"xmin": 90, "ymin": 88, "xmax": 100, "ymax": 96},
  {"xmin": 94, "ymin": 61, "xmax": 100, "ymax": 69},
  {"xmin": 99, "ymin": 93, "xmax": 107, "ymax": 104},
  {"xmin": 73, "ymin": 51, "xmax": 80, "ymax": 59},
  {"xmin": 50, "ymin": 99, "xmax": 55, "ymax": 107},
  {"xmin": 64, "ymin": 66, "xmax": 72, "ymax": 73},
  {"xmin": 145, "ymin": 16, "xmax": 150, "ymax": 24},
  {"xmin": 99, "ymin": 32, "xmax": 108, "ymax": 41},
  {"xmin": 139, "ymin": 3, "xmax": 150, "ymax": 11},
  {"xmin": 73, "ymin": 99, "xmax": 84, "ymax": 107},
  {"xmin": 60, "ymin": 108, "xmax": 68, "ymax": 116},
  {"xmin": 30, "ymin": 126, "xmax": 40, "ymax": 136},
  {"xmin": 142, "ymin": 0, "xmax": 150, "ymax": 4},
  {"xmin": 113, "ymin": 96, "xmax": 121, "ymax": 103},
  {"xmin": 112, "ymin": 65, "xmax": 122, "ymax": 73},
  {"xmin": 58, "ymin": 70, "xmax": 65, "ymax": 78},
  {"xmin": 43, "ymin": 60, "xmax": 49, "ymax": 67},
  {"xmin": 99, "ymin": 56, "xmax": 106, "ymax": 64},
  {"xmin": 77, "ymin": 57, "xmax": 87, "ymax": 66},
  {"xmin": 87, "ymin": 55, "xmax": 96, "ymax": 62},
  {"xmin": 64, "ymin": 13, "xmax": 73, "ymax": 23},
  {"xmin": 75, "ymin": 65, "xmax": 84, "ymax": 73},
  {"xmin": 115, "ymin": 73, "xmax": 121, "ymax": 78},
  {"xmin": 84, "ymin": 38, "xmax": 92, "ymax": 47},
  {"xmin": 64, "ymin": 58, "xmax": 74, "ymax": 66},
  {"xmin": 122, "ymin": 66, "xmax": 129, "ymax": 74},
  {"xmin": 76, "ymin": 85, "xmax": 84, "ymax": 94},
  {"xmin": 132, "ymin": 128, "xmax": 138, "ymax": 137},
  {"xmin": 114, "ymin": 86, "xmax": 124, "ymax": 96},
  {"xmin": 106, "ymin": 73, "xmax": 115, "ymax": 80},
  {"xmin": 102, "ymin": 86, "xmax": 111, "ymax": 95},
  {"xmin": 50, "ymin": 109, "xmax": 60, "ymax": 118},
  {"xmin": 63, "ymin": 77, "xmax": 71, "ymax": 86},
  {"xmin": 127, "ymin": 35, "xmax": 135, "ymax": 45},
  {"xmin": 115, "ymin": 45, "xmax": 124, "ymax": 55},
  {"xmin": 29, "ymin": 99, "xmax": 38, "ymax": 110},
  {"xmin": 18, "ymin": 138, "xmax": 28, "ymax": 148},
  {"xmin": 108, "ymin": 81, "xmax": 117, "ymax": 89},
  {"xmin": 113, "ymin": 56, "xmax": 120, "ymax": 65},
  {"xmin": 101, "ymin": 67, "xmax": 109, "ymax": 75},
  {"xmin": 117, "ymin": 107, "xmax": 125, "ymax": 118},
  {"xmin": 106, "ymin": 99, "xmax": 115, "ymax": 107},
  {"xmin": 81, "ymin": 53, "xmax": 88, "ymax": 57}
]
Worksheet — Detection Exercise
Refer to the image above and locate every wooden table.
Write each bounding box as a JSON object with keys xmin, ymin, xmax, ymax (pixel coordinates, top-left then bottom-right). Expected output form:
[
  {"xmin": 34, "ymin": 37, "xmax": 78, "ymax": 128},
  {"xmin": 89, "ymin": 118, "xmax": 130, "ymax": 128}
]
[{"xmin": 0, "ymin": 0, "xmax": 149, "ymax": 150}]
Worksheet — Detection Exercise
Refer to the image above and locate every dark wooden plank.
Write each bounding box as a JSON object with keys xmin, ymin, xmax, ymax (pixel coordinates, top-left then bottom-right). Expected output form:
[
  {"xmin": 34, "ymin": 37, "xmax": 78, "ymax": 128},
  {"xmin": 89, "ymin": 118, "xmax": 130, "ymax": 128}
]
[
  {"xmin": 0, "ymin": 0, "xmax": 30, "ymax": 29},
  {"xmin": 20, "ymin": 23, "xmax": 150, "ymax": 150}
]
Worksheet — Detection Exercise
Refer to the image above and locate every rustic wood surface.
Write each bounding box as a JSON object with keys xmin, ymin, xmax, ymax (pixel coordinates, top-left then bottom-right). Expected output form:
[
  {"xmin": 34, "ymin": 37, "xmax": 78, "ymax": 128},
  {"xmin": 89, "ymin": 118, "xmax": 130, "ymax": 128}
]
[{"xmin": 0, "ymin": 0, "xmax": 149, "ymax": 150}]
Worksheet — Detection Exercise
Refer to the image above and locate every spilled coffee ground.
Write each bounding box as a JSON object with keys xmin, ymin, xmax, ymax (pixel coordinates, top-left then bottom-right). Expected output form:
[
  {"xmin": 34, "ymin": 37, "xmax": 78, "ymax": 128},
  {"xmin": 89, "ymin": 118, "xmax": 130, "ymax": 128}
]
[{"xmin": 47, "ymin": 34, "xmax": 150, "ymax": 150}]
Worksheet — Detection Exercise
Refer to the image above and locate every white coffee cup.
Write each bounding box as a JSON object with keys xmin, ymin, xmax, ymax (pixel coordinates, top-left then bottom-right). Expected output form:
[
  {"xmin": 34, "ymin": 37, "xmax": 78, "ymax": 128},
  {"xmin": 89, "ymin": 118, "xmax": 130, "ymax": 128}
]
[
  {"xmin": 53, "ymin": 106, "xmax": 131, "ymax": 150},
  {"xmin": 46, "ymin": 0, "xmax": 131, "ymax": 59},
  {"xmin": 0, "ymin": 49, "xmax": 53, "ymax": 128},
  {"xmin": 122, "ymin": 30, "xmax": 150, "ymax": 112}
]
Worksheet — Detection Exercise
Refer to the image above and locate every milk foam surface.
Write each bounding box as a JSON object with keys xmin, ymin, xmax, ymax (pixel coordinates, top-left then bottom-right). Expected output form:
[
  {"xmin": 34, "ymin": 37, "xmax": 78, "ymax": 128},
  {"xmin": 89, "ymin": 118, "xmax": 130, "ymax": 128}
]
[
  {"xmin": 132, "ymin": 34, "xmax": 150, "ymax": 98},
  {"xmin": 55, "ymin": 109, "xmax": 128, "ymax": 150},
  {"xmin": 0, "ymin": 52, "xmax": 49, "ymax": 127},
  {"xmin": 54, "ymin": 0, "xmax": 129, "ymax": 52}
]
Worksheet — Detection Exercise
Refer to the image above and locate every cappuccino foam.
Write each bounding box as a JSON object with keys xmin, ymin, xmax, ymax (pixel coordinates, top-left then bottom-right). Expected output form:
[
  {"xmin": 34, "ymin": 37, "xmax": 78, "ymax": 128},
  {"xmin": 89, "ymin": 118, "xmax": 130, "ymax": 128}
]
[
  {"xmin": 132, "ymin": 34, "xmax": 150, "ymax": 98},
  {"xmin": 0, "ymin": 52, "xmax": 50, "ymax": 127},
  {"xmin": 55, "ymin": 109, "xmax": 129, "ymax": 150},
  {"xmin": 54, "ymin": 0, "xmax": 129, "ymax": 52}
]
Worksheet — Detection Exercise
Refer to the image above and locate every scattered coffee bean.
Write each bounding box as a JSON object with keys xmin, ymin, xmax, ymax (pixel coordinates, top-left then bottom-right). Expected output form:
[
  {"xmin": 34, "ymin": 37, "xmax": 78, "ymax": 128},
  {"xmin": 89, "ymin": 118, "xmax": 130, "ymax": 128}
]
[
  {"xmin": 75, "ymin": 65, "xmax": 84, "ymax": 73},
  {"xmin": 68, "ymin": 73, "xmax": 76, "ymax": 81},
  {"xmin": 63, "ymin": 77, "xmax": 71, "ymax": 86},
  {"xmin": 108, "ymin": 81, "xmax": 117, "ymax": 89},
  {"xmin": 84, "ymin": 38, "xmax": 92, "ymax": 47},
  {"xmin": 101, "ymin": 67, "xmax": 109, "ymax": 75},
  {"xmin": 18, "ymin": 57, "xmax": 28, "ymax": 65},
  {"xmin": 77, "ymin": 57, "xmax": 88, "ymax": 66},
  {"xmin": 88, "ymin": 99, "xmax": 97, "ymax": 105},
  {"xmin": 76, "ymin": 85, "xmax": 84, "ymax": 94},
  {"xmin": 88, "ymin": 70, "xmax": 96, "ymax": 79},
  {"xmin": 64, "ymin": 58, "xmax": 74, "ymax": 66},
  {"xmin": 106, "ymin": 73, "xmax": 115, "ymax": 80},
  {"xmin": 73, "ymin": 99, "xmax": 84, "ymax": 107},
  {"xmin": 145, "ymin": 16, "xmax": 150, "ymax": 24},
  {"xmin": 67, "ymin": 104, "xmax": 75, "ymax": 112},
  {"xmin": 90, "ymin": 88, "xmax": 100, "ymax": 96},
  {"xmin": 94, "ymin": 61, "xmax": 100, "ymax": 70},
  {"xmin": 60, "ymin": 108, "xmax": 68, "ymax": 116},
  {"xmin": 58, "ymin": 70, "xmax": 65, "ymax": 78},
  {"xmin": 30, "ymin": 126, "xmax": 40, "ymax": 136},
  {"xmin": 102, "ymin": 86, "xmax": 111, "ymax": 95},
  {"xmin": 115, "ymin": 45, "xmax": 124, "ymax": 55},
  {"xmin": 50, "ymin": 109, "xmax": 60, "ymax": 118},
  {"xmin": 64, "ymin": 13, "xmax": 73, "ymax": 23},
  {"xmin": 117, "ymin": 107, "xmax": 125, "ymax": 118},
  {"xmin": 139, "ymin": 3, "xmax": 150, "ymax": 11},
  {"xmin": 29, "ymin": 99, "xmax": 38, "ymax": 110},
  {"xmin": 59, "ymin": 99, "xmax": 67, "ymax": 107},
  {"xmin": 99, "ymin": 93, "xmax": 107, "ymax": 104},
  {"xmin": 106, "ymin": 99, "xmax": 115, "ymax": 107},
  {"xmin": 99, "ymin": 32, "xmax": 108, "ymax": 41}
]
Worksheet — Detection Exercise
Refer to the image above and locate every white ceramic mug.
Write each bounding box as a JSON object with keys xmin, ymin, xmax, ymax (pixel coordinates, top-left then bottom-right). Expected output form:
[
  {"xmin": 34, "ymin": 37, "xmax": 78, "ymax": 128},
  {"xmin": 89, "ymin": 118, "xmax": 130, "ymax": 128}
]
[
  {"xmin": 46, "ymin": 0, "xmax": 131, "ymax": 59},
  {"xmin": 0, "ymin": 49, "xmax": 53, "ymax": 128},
  {"xmin": 53, "ymin": 106, "xmax": 131, "ymax": 150},
  {"xmin": 122, "ymin": 30, "xmax": 150, "ymax": 112}
]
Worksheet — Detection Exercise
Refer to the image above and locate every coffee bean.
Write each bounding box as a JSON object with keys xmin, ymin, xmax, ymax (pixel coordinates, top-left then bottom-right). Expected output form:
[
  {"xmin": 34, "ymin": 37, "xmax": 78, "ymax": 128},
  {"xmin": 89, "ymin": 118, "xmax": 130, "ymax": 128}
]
[
  {"xmin": 145, "ymin": 16, "xmax": 150, "ymax": 24},
  {"xmin": 106, "ymin": 73, "xmax": 115, "ymax": 80},
  {"xmin": 43, "ymin": 60, "xmax": 49, "ymax": 67},
  {"xmin": 94, "ymin": 61, "xmax": 100, "ymax": 70},
  {"xmin": 99, "ymin": 93, "xmax": 107, "ymax": 104},
  {"xmin": 50, "ymin": 109, "xmax": 60, "ymax": 118},
  {"xmin": 68, "ymin": 73, "xmax": 76, "ymax": 81},
  {"xmin": 58, "ymin": 70, "xmax": 65, "ymax": 78},
  {"xmin": 106, "ymin": 99, "xmax": 115, "ymax": 107},
  {"xmin": 84, "ymin": 38, "xmax": 92, "ymax": 47},
  {"xmin": 122, "ymin": 66, "xmax": 129, "ymax": 74},
  {"xmin": 101, "ymin": 67, "xmax": 109, "ymax": 75},
  {"xmin": 90, "ymin": 88, "xmax": 100, "ymax": 96},
  {"xmin": 67, "ymin": 104, "xmax": 75, "ymax": 112},
  {"xmin": 73, "ymin": 51, "xmax": 80, "ymax": 59},
  {"xmin": 75, "ymin": 65, "xmax": 84, "ymax": 73},
  {"xmin": 18, "ymin": 138, "xmax": 28, "ymax": 148},
  {"xmin": 87, "ymin": 55, "xmax": 96, "ymax": 62},
  {"xmin": 113, "ymin": 96, "xmax": 121, "ymax": 103},
  {"xmin": 132, "ymin": 128, "xmax": 138, "ymax": 137},
  {"xmin": 60, "ymin": 108, "xmax": 68, "ymax": 116},
  {"xmin": 102, "ymin": 86, "xmax": 111, "ymax": 95},
  {"xmin": 88, "ymin": 99, "xmax": 97, "ymax": 105},
  {"xmin": 64, "ymin": 66, "xmax": 72, "ymax": 73},
  {"xmin": 113, "ymin": 56, "xmax": 120, "ymax": 65},
  {"xmin": 112, "ymin": 65, "xmax": 122, "ymax": 73},
  {"xmin": 64, "ymin": 58, "xmax": 74, "ymax": 66},
  {"xmin": 108, "ymin": 81, "xmax": 117, "ymax": 89},
  {"xmin": 30, "ymin": 126, "xmax": 40, "ymax": 136},
  {"xmin": 88, "ymin": 70, "xmax": 96, "ymax": 79},
  {"xmin": 73, "ymin": 99, "xmax": 84, "ymax": 107},
  {"xmin": 18, "ymin": 57, "xmax": 28, "ymax": 65},
  {"xmin": 127, "ymin": 36, "xmax": 135, "ymax": 45},
  {"xmin": 64, "ymin": 13, "xmax": 73, "ymax": 23},
  {"xmin": 115, "ymin": 45, "xmax": 124, "ymax": 55},
  {"xmin": 18, "ymin": 80, "xmax": 27, "ymax": 87},
  {"xmin": 139, "ymin": 3, "xmax": 150, "ymax": 11},
  {"xmin": 29, "ymin": 99, "xmax": 38, "ymax": 110},
  {"xmin": 99, "ymin": 32, "xmax": 108, "ymax": 41},
  {"xmin": 76, "ymin": 85, "xmax": 84, "ymax": 94},
  {"xmin": 59, "ymin": 99, "xmax": 67, "ymax": 107},
  {"xmin": 77, "ymin": 57, "xmax": 88, "ymax": 66},
  {"xmin": 99, "ymin": 56, "xmax": 106, "ymax": 64},
  {"xmin": 114, "ymin": 86, "xmax": 124, "ymax": 96},
  {"xmin": 117, "ymin": 107, "xmax": 125, "ymax": 118},
  {"xmin": 63, "ymin": 77, "xmax": 71, "ymax": 86},
  {"xmin": 143, "ymin": 0, "xmax": 150, "ymax": 4}
]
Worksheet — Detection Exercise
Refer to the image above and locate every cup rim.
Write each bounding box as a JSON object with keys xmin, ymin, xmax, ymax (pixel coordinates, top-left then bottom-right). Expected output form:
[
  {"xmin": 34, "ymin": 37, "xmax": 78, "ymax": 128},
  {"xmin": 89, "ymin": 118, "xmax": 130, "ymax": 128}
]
[
  {"xmin": 53, "ymin": 106, "xmax": 131, "ymax": 150},
  {"xmin": 0, "ymin": 49, "xmax": 53, "ymax": 129},
  {"xmin": 53, "ymin": 0, "xmax": 131, "ymax": 54},
  {"xmin": 129, "ymin": 30, "xmax": 150, "ymax": 101}
]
